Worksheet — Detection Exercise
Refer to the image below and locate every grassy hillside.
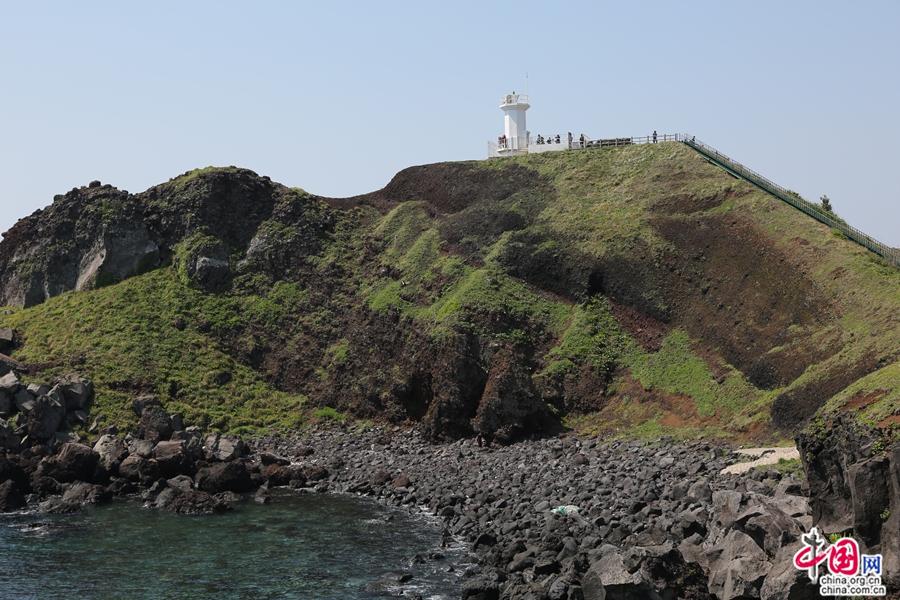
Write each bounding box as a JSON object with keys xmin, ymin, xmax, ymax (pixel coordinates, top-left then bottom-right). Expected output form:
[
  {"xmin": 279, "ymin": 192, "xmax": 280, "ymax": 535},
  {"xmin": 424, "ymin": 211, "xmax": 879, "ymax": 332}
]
[{"xmin": 3, "ymin": 141, "xmax": 900, "ymax": 443}]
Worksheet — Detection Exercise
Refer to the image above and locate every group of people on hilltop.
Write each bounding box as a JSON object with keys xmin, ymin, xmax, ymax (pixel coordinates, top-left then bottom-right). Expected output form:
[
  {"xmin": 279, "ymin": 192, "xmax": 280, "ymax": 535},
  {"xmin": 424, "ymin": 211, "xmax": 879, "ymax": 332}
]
[
  {"xmin": 534, "ymin": 134, "xmax": 562, "ymax": 145},
  {"xmin": 503, "ymin": 130, "xmax": 664, "ymax": 149}
]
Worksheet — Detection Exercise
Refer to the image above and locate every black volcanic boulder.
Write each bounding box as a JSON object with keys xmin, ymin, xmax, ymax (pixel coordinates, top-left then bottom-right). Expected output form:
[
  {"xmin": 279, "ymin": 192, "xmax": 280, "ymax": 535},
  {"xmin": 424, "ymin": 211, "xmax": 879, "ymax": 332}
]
[
  {"xmin": 62, "ymin": 481, "xmax": 111, "ymax": 505},
  {"xmin": 304, "ymin": 466, "xmax": 329, "ymax": 482},
  {"xmin": 26, "ymin": 394, "xmax": 66, "ymax": 441},
  {"xmin": 195, "ymin": 461, "xmax": 254, "ymax": 494},
  {"xmin": 55, "ymin": 374, "xmax": 93, "ymax": 412},
  {"xmin": 0, "ymin": 372, "xmax": 20, "ymax": 395},
  {"xmin": 136, "ymin": 406, "xmax": 173, "ymax": 442},
  {"xmin": 260, "ymin": 464, "xmax": 300, "ymax": 486},
  {"xmin": 461, "ymin": 576, "xmax": 499, "ymax": 600},
  {"xmin": 153, "ymin": 440, "xmax": 193, "ymax": 478},
  {"xmin": 0, "ymin": 326, "xmax": 14, "ymax": 354},
  {"xmin": 203, "ymin": 433, "xmax": 243, "ymax": 462},
  {"xmin": 0, "ymin": 480, "xmax": 26, "ymax": 512},
  {"xmin": 118, "ymin": 455, "xmax": 161, "ymax": 486},
  {"xmin": 0, "ymin": 455, "xmax": 30, "ymax": 493},
  {"xmin": 171, "ymin": 426, "xmax": 203, "ymax": 460},
  {"xmin": 0, "ymin": 417, "xmax": 19, "ymax": 450},
  {"xmin": 153, "ymin": 487, "xmax": 232, "ymax": 515},
  {"xmin": 38, "ymin": 497, "xmax": 82, "ymax": 514},
  {"xmin": 92, "ymin": 434, "xmax": 129, "ymax": 475},
  {"xmin": 36, "ymin": 443, "xmax": 98, "ymax": 483},
  {"xmin": 132, "ymin": 395, "xmax": 162, "ymax": 417}
]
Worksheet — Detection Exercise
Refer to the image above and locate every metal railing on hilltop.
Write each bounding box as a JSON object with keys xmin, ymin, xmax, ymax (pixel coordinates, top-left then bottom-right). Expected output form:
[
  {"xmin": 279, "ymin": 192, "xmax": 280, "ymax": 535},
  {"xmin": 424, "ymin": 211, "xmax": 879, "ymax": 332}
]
[{"xmin": 680, "ymin": 134, "xmax": 900, "ymax": 267}]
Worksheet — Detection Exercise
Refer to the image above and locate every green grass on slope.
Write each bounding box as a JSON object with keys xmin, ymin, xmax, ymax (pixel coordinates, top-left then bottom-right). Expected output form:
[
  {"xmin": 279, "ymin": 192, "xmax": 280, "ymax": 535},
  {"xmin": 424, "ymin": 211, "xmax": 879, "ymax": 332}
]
[
  {"xmin": 0, "ymin": 269, "xmax": 308, "ymax": 437},
  {"xmin": 502, "ymin": 143, "xmax": 737, "ymax": 259},
  {"xmin": 362, "ymin": 201, "xmax": 572, "ymax": 343},
  {"xmin": 625, "ymin": 328, "xmax": 769, "ymax": 426}
]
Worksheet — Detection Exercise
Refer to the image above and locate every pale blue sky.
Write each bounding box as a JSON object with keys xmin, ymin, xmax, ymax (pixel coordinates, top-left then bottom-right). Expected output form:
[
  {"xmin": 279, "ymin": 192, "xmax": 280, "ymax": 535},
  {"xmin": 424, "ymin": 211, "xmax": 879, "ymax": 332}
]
[{"xmin": 2, "ymin": 1, "xmax": 898, "ymax": 244}]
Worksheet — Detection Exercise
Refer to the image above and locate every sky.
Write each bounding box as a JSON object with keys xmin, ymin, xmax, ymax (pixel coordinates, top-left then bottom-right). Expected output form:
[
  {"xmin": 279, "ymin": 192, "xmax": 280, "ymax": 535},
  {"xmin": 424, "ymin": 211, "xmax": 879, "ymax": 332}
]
[{"xmin": 2, "ymin": 1, "xmax": 899, "ymax": 245}]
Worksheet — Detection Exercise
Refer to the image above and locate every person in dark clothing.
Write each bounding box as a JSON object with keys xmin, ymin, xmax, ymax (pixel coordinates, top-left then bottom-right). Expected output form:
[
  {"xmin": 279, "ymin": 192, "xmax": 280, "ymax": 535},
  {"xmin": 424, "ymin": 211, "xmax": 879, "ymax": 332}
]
[{"xmin": 652, "ymin": 130, "xmax": 657, "ymax": 143}]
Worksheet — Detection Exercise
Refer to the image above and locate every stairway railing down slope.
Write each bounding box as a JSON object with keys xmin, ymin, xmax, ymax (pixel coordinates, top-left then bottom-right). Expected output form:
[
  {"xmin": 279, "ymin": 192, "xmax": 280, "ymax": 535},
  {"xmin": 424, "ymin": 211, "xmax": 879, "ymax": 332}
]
[{"xmin": 680, "ymin": 135, "xmax": 900, "ymax": 267}]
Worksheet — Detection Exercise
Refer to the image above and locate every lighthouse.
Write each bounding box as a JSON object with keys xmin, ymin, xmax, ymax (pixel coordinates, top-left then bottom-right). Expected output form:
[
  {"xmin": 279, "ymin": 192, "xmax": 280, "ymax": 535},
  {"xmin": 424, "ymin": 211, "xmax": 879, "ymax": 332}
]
[{"xmin": 496, "ymin": 92, "xmax": 530, "ymax": 156}]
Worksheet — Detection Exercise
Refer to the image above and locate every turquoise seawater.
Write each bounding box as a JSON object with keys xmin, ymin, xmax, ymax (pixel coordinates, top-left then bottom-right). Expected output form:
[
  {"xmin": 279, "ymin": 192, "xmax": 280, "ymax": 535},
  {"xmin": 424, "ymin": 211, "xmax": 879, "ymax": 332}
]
[{"xmin": 0, "ymin": 490, "xmax": 462, "ymax": 599}]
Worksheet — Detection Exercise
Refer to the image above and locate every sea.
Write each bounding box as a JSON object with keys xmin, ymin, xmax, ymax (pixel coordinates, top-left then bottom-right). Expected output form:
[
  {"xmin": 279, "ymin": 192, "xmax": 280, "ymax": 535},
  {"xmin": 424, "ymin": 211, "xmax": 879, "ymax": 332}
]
[{"xmin": 0, "ymin": 489, "xmax": 464, "ymax": 599}]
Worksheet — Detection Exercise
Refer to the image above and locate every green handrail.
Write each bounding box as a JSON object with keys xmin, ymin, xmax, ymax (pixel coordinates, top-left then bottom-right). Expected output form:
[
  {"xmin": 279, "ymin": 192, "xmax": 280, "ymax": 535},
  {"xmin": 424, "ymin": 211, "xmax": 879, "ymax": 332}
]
[{"xmin": 680, "ymin": 135, "xmax": 900, "ymax": 267}]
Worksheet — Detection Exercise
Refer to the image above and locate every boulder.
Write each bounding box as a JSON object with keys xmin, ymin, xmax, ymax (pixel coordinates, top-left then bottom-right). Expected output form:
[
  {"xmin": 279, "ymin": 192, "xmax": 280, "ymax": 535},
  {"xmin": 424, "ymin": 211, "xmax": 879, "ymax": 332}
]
[
  {"xmin": 0, "ymin": 372, "xmax": 20, "ymax": 395},
  {"xmin": 742, "ymin": 503, "xmax": 803, "ymax": 558},
  {"xmin": 260, "ymin": 464, "xmax": 298, "ymax": 486},
  {"xmin": 118, "ymin": 455, "xmax": 160, "ymax": 486},
  {"xmin": 167, "ymin": 475, "xmax": 194, "ymax": 493},
  {"xmin": 136, "ymin": 405, "xmax": 173, "ymax": 441},
  {"xmin": 55, "ymin": 374, "xmax": 93, "ymax": 411},
  {"xmin": 93, "ymin": 434, "xmax": 129, "ymax": 474},
  {"xmin": 171, "ymin": 426, "xmax": 203, "ymax": 459},
  {"xmin": 461, "ymin": 575, "xmax": 499, "ymax": 600},
  {"xmin": 0, "ymin": 417, "xmax": 20, "ymax": 450},
  {"xmin": 372, "ymin": 470, "xmax": 392, "ymax": 485},
  {"xmin": 153, "ymin": 487, "xmax": 231, "ymax": 514},
  {"xmin": 259, "ymin": 452, "xmax": 290, "ymax": 467},
  {"xmin": 759, "ymin": 543, "xmax": 819, "ymax": 600},
  {"xmin": 687, "ymin": 478, "xmax": 713, "ymax": 503},
  {"xmin": 25, "ymin": 382, "xmax": 49, "ymax": 397},
  {"xmin": 106, "ymin": 478, "xmax": 138, "ymax": 496},
  {"xmin": 125, "ymin": 435, "xmax": 154, "ymax": 459},
  {"xmin": 14, "ymin": 389, "xmax": 35, "ymax": 413},
  {"xmin": 706, "ymin": 530, "xmax": 772, "ymax": 600},
  {"xmin": 26, "ymin": 394, "xmax": 66, "ymax": 440},
  {"xmin": 50, "ymin": 432, "xmax": 81, "ymax": 453},
  {"xmin": 0, "ymin": 480, "xmax": 26, "ymax": 512},
  {"xmin": 38, "ymin": 497, "xmax": 82, "ymax": 514},
  {"xmin": 195, "ymin": 461, "xmax": 254, "ymax": 494},
  {"xmin": 0, "ymin": 391, "xmax": 9, "ymax": 416},
  {"xmin": 203, "ymin": 433, "xmax": 243, "ymax": 462},
  {"xmin": 30, "ymin": 474, "xmax": 62, "ymax": 496},
  {"xmin": 305, "ymin": 465, "xmax": 329, "ymax": 481},
  {"xmin": 65, "ymin": 410, "xmax": 88, "ymax": 427},
  {"xmin": 254, "ymin": 485, "xmax": 271, "ymax": 504},
  {"xmin": 773, "ymin": 478, "xmax": 802, "ymax": 499},
  {"xmin": 36, "ymin": 442, "xmax": 98, "ymax": 483},
  {"xmin": 170, "ymin": 413, "xmax": 184, "ymax": 431},
  {"xmin": 62, "ymin": 481, "xmax": 111, "ymax": 505},
  {"xmin": 0, "ymin": 454, "xmax": 30, "ymax": 492},
  {"xmin": 582, "ymin": 547, "xmax": 692, "ymax": 600},
  {"xmin": 153, "ymin": 440, "xmax": 193, "ymax": 478},
  {"xmin": 0, "ymin": 326, "xmax": 14, "ymax": 353},
  {"xmin": 767, "ymin": 495, "xmax": 809, "ymax": 518},
  {"xmin": 132, "ymin": 395, "xmax": 161, "ymax": 417}
]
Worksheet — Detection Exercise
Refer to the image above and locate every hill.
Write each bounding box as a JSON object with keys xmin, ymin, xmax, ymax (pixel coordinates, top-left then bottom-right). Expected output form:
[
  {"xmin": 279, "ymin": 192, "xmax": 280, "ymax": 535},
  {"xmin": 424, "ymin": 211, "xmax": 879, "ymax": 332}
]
[{"xmin": 2, "ymin": 142, "xmax": 899, "ymax": 444}]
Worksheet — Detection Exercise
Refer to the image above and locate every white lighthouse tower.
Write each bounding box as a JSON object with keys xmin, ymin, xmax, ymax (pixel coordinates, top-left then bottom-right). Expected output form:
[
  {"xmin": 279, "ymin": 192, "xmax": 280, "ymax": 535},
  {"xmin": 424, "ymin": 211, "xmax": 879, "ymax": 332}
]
[{"xmin": 496, "ymin": 92, "xmax": 530, "ymax": 156}]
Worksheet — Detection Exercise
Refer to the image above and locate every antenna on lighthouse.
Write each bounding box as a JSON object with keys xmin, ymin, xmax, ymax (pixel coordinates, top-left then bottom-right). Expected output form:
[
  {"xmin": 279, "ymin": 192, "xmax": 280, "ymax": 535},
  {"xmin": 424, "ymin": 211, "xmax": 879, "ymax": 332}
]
[{"xmin": 526, "ymin": 72, "xmax": 529, "ymax": 95}]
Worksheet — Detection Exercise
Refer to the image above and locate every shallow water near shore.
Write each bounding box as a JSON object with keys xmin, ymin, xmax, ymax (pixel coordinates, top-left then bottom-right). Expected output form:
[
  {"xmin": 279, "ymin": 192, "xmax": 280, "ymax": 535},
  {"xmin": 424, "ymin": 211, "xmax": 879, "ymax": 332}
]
[{"xmin": 0, "ymin": 489, "xmax": 462, "ymax": 599}]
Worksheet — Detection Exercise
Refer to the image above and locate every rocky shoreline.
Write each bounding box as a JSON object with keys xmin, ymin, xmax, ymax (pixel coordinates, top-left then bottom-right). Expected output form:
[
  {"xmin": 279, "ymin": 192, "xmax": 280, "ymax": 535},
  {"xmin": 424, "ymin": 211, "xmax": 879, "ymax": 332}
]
[
  {"xmin": 257, "ymin": 427, "xmax": 820, "ymax": 600},
  {"xmin": 0, "ymin": 370, "xmax": 834, "ymax": 599}
]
